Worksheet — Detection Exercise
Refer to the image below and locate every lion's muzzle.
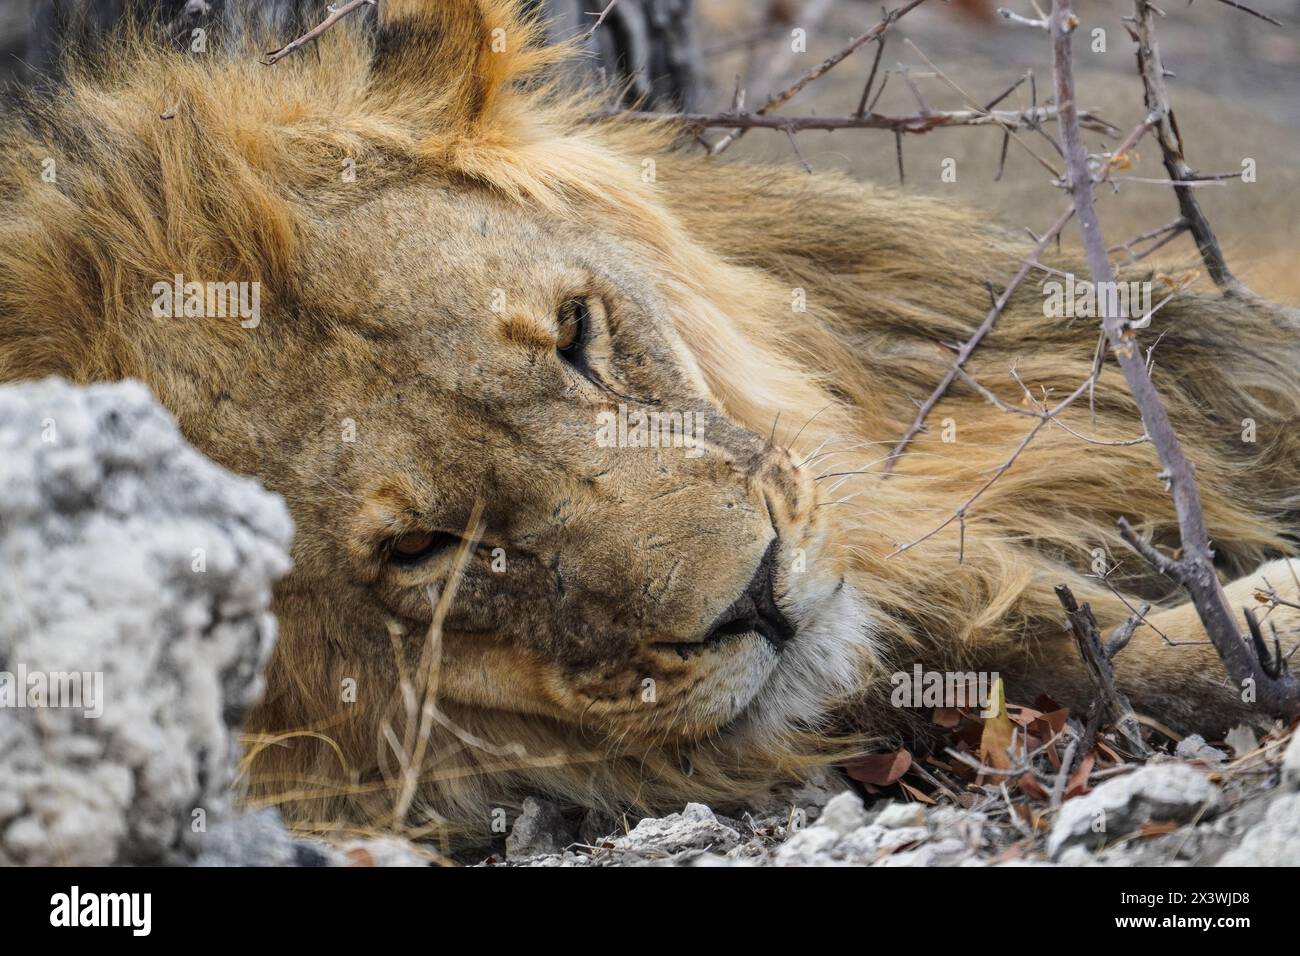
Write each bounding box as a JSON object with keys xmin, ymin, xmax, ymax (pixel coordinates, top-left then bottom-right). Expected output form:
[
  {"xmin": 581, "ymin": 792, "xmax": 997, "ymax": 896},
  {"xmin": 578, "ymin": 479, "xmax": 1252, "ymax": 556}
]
[{"xmin": 703, "ymin": 539, "xmax": 795, "ymax": 650}]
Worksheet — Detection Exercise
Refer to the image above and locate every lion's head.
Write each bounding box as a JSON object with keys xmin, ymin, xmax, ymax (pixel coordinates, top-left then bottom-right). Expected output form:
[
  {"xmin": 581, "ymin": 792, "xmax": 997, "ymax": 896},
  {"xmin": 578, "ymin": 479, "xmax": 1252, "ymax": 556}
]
[
  {"xmin": 276, "ymin": 179, "xmax": 867, "ymax": 743},
  {"xmin": 0, "ymin": 0, "xmax": 878, "ymax": 830}
]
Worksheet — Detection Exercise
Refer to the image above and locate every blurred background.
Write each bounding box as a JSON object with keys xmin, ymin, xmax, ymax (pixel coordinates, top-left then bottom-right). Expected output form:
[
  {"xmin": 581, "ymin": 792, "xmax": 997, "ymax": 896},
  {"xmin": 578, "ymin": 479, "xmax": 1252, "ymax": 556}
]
[{"xmin": 3, "ymin": 0, "xmax": 1297, "ymax": 300}]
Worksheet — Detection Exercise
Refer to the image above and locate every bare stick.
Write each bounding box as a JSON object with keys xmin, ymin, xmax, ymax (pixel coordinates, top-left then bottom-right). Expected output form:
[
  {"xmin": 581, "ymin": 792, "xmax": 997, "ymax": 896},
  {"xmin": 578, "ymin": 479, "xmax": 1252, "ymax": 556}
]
[
  {"xmin": 1210, "ymin": 0, "xmax": 1284, "ymax": 26},
  {"xmin": 264, "ymin": 0, "xmax": 375, "ymax": 66},
  {"xmin": 747, "ymin": 0, "xmax": 837, "ymax": 106},
  {"xmin": 392, "ymin": 499, "xmax": 487, "ymax": 827},
  {"xmin": 1056, "ymin": 586, "xmax": 1151, "ymax": 755},
  {"xmin": 882, "ymin": 110, "xmax": 1158, "ymax": 475},
  {"xmin": 881, "ymin": 206, "xmax": 1072, "ymax": 477},
  {"xmin": 887, "ymin": 373, "xmax": 1096, "ymax": 557},
  {"xmin": 854, "ymin": 34, "xmax": 889, "ymax": 118},
  {"xmin": 997, "ymin": 7, "xmax": 1051, "ymax": 28},
  {"xmin": 1051, "ymin": 0, "xmax": 1300, "ymax": 719},
  {"xmin": 594, "ymin": 105, "xmax": 1115, "ymax": 135},
  {"xmin": 709, "ymin": 0, "xmax": 931, "ymax": 155},
  {"xmin": 579, "ymin": 0, "xmax": 621, "ymax": 44},
  {"xmin": 1108, "ymin": 216, "xmax": 1188, "ymax": 265},
  {"xmin": 1131, "ymin": 0, "xmax": 1253, "ymax": 299}
]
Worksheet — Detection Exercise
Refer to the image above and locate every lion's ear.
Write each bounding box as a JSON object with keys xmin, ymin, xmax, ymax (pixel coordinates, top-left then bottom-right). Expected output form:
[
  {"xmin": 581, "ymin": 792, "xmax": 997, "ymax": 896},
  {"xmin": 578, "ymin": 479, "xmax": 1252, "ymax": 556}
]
[{"xmin": 366, "ymin": 0, "xmax": 558, "ymax": 137}]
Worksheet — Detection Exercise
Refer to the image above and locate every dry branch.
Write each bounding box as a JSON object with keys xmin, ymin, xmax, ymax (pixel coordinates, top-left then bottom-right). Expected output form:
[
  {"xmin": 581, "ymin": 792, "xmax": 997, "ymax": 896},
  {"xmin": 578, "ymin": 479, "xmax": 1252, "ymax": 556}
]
[
  {"xmin": 1055, "ymin": 585, "xmax": 1150, "ymax": 756},
  {"xmin": 594, "ymin": 104, "xmax": 1115, "ymax": 135},
  {"xmin": 708, "ymin": 0, "xmax": 931, "ymax": 155},
  {"xmin": 264, "ymin": 0, "xmax": 375, "ymax": 66},
  {"xmin": 882, "ymin": 112, "xmax": 1158, "ymax": 475},
  {"xmin": 578, "ymin": 0, "xmax": 620, "ymax": 43},
  {"xmin": 887, "ymin": 370, "xmax": 1099, "ymax": 559},
  {"xmin": 1050, "ymin": 0, "xmax": 1300, "ymax": 719},
  {"xmin": 1130, "ymin": 0, "xmax": 1253, "ymax": 299},
  {"xmin": 1209, "ymin": 0, "xmax": 1284, "ymax": 26}
]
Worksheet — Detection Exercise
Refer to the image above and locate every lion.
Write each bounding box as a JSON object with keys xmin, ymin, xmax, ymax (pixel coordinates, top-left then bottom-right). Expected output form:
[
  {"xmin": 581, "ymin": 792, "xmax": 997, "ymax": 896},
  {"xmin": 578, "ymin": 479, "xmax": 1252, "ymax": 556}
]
[{"xmin": 2, "ymin": 0, "xmax": 1298, "ymax": 844}]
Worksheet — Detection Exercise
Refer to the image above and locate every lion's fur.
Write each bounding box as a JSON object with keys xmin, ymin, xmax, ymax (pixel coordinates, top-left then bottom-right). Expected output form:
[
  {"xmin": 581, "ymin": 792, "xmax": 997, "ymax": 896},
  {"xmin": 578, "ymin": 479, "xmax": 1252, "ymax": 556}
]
[{"xmin": 3, "ymin": 0, "xmax": 1299, "ymax": 842}]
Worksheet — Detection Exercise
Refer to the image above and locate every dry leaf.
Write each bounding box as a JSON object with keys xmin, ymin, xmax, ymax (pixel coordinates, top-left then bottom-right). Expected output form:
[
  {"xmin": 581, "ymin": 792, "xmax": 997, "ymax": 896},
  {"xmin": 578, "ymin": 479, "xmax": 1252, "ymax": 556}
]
[
  {"xmin": 932, "ymin": 707, "xmax": 962, "ymax": 728},
  {"xmin": 844, "ymin": 749, "xmax": 912, "ymax": 786},
  {"xmin": 978, "ymin": 678, "xmax": 1015, "ymax": 770},
  {"xmin": 1018, "ymin": 772, "xmax": 1050, "ymax": 802},
  {"xmin": 899, "ymin": 781, "xmax": 937, "ymax": 805},
  {"xmin": 1065, "ymin": 752, "xmax": 1095, "ymax": 799},
  {"xmin": 1138, "ymin": 820, "xmax": 1179, "ymax": 838}
]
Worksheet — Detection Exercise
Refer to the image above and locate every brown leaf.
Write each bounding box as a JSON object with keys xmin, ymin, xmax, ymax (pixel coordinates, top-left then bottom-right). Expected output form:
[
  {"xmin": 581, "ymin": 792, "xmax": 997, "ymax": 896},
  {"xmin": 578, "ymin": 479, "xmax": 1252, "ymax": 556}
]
[
  {"xmin": 978, "ymin": 678, "xmax": 1015, "ymax": 771},
  {"xmin": 1018, "ymin": 772, "xmax": 1050, "ymax": 802},
  {"xmin": 1139, "ymin": 820, "xmax": 1179, "ymax": 838},
  {"xmin": 899, "ymin": 781, "xmax": 937, "ymax": 805},
  {"xmin": 1030, "ymin": 708, "xmax": 1069, "ymax": 738},
  {"xmin": 844, "ymin": 749, "xmax": 912, "ymax": 786},
  {"xmin": 346, "ymin": 847, "xmax": 376, "ymax": 867},
  {"xmin": 1065, "ymin": 752, "xmax": 1095, "ymax": 799},
  {"xmin": 932, "ymin": 707, "xmax": 962, "ymax": 728},
  {"xmin": 1009, "ymin": 704, "xmax": 1043, "ymax": 727}
]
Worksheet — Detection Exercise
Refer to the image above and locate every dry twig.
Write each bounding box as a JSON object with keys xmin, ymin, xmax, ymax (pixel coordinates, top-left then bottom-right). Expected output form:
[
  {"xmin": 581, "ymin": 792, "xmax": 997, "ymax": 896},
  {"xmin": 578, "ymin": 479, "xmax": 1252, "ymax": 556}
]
[
  {"xmin": 264, "ymin": 0, "xmax": 375, "ymax": 66},
  {"xmin": 1055, "ymin": 585, "xmax": 1151, "ymax": 756},
  {"xmin": 1129, "ymin": 0, "xmax": 1253, "ymax": 299},
  {"xmin": 1050, "ymin": 0, "xmax": 1300, "ymax": 719},
  {"xmin": 594, "ymin": 104, "xmax": 1114, "ymax": 135},
  {"xmin": 708, "ymin": 0, "xmax": 931, "ymax": 155},
  {"xmin": 882, "ymin": 112, "xmax": 1159, "ymax": 475}
]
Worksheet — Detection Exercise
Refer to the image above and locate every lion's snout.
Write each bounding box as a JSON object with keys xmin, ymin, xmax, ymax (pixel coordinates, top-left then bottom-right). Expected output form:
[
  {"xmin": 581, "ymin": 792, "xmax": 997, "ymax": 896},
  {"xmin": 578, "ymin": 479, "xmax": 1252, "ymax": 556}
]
[{"xmin": 701, "ymin": 539, "xmax": 795, "ymax": 650}]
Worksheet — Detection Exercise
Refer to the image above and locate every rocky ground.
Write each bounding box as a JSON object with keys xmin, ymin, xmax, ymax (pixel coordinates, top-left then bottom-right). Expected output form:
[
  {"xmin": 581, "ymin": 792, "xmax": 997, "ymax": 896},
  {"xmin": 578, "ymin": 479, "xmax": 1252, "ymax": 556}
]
[
  {"xmin": 480, "ymin": 735, "xmax": 1300, "ymax": 867},
  {"xmin": 2, "ymin": 378, "xmax": 1297, "ymax": 868}
]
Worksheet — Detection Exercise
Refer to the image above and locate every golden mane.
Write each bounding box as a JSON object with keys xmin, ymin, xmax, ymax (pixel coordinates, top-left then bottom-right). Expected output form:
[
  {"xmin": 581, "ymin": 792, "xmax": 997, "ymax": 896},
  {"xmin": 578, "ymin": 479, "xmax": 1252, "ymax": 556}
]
[{"xmin": 3, "ymin": 0, "xmax": 1299, "ymax": 841}]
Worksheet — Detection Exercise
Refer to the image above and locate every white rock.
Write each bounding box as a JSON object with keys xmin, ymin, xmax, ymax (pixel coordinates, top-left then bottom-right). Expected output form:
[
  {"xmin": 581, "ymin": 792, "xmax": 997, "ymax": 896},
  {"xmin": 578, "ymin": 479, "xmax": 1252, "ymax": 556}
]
[
  {"xmin": 1047, "ymin": 763, "xmax": 1220, "ymax": 859},
  {"xmin": 875, "ymin": 802, "xmax": 926, "ymax": 829},
  {"xmin": 816, "ymin": 791, "xmax": 869, "ymax": 835},
  {"xmin": 772, "ymin": 825, "xmax": 844, "ymax": 866},
  {"xmin": 506, "ymin": 797, "xmax": 573, "ymax": 860},
  {"xmin": 1174, "ymin": 734, "xmax": 1227, "ymax": 765},
  {"xmin": 1281, "ymin": 731, "xmax": 1300, "ymax": 790},
  {"xmin": 928, "ymin": 807, "xmax": 987, "ymax": 848},
  {"xmin": 837, "ymin": 824, "xmax": 928, "ymax": 862},
  {"xmin": 0, "ymin": 379, "xmax": 292, "ymax": 865},
  {"xmin": 877, "ymin": 836, "xmax": 970, "ymax": 867},
  {"xmin": 1218, "ymin": 792, "xmax": 1300, "ymax": 866},
  {"xmin": 614, "ymin": 803, "xmax": 740, "ymax": 857}
]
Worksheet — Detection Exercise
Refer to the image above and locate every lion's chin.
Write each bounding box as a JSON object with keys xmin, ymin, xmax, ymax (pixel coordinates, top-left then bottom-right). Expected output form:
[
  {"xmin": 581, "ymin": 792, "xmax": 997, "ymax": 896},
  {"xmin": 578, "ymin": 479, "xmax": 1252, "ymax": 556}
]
[{"xmin": 629, "ymin": 582, "xmax": 875, "ymax": 743}]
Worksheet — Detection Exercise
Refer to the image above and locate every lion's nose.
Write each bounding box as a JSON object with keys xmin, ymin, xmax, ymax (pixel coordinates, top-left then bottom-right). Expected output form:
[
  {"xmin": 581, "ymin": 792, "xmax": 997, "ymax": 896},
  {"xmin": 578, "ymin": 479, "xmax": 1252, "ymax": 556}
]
[{"xmin": 703, "ymin": 539, "xmax": 796, "ymax": 649}]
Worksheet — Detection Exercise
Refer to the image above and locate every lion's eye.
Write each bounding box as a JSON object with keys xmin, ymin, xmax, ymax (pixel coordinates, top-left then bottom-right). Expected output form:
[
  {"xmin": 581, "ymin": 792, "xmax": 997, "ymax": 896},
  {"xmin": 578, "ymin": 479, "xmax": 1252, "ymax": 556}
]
[
  {"xmin": 555, "ymin": 299, "xmax": 589, "ymax": 360},
  {"xmin": 389, "ymin": 530, "xmax": 460, "ymax": 564}
]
